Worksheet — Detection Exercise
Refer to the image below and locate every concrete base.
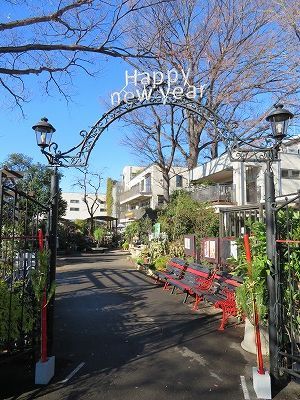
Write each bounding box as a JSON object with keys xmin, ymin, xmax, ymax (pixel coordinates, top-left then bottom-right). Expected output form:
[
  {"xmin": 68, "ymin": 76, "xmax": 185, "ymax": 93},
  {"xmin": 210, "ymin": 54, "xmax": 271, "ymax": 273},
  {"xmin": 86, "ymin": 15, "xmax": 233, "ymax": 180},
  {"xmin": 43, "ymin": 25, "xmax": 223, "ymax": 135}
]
[
  {"xmin": 252, "ymin": 367, "xmax": 272, "ymax": 399},
  {"xmin": 241, "ymin": 318, "xmax": 269, "ymax": 355},
  {"xmin": 35, "ymin": 356, "xmax": 55, "ymax": 385}
]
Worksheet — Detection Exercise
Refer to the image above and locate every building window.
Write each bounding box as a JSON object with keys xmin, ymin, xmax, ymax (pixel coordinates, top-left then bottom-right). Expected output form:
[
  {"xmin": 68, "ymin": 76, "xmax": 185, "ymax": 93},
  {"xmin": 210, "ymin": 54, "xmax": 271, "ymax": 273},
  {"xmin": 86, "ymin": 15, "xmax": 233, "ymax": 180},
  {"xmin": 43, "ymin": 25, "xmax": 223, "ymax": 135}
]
[
  {"xmin": 145, "ymin": 174, "xmax": 151, "ymax": 192},
  {"xmin": 291, "ymin": 170, "xmax": 300, "ymax": 179},
  {"xmin": 281, "ymin": 169, "xmax": 300, "ymax": 179},
  {"xmin": 176, "ymin": 175, "xmax": 183, "ymax": 187},
  {"xmin": 100, "ymin": 208, "xmax": 106, "ymax": 212},
  {"xmin": 70, "ymin": 199, "xmax": 79, "ymax": 203},
  {"xmin": 246, "ymin": 167, "xmax": 259, "ymax": 203},
  {"xmin": 70, "ymin": 207, "xmax": 79, "ymax": 211}
]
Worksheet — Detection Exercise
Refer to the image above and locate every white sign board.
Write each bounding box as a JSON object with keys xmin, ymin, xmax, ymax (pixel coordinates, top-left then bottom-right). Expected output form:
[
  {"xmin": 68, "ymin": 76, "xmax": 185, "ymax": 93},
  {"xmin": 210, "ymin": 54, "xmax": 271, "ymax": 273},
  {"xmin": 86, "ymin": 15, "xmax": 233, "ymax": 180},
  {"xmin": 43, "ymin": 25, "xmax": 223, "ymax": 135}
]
[{"xmin": 184, "ymin": 237, "xmax": 191, "ymax": 250}]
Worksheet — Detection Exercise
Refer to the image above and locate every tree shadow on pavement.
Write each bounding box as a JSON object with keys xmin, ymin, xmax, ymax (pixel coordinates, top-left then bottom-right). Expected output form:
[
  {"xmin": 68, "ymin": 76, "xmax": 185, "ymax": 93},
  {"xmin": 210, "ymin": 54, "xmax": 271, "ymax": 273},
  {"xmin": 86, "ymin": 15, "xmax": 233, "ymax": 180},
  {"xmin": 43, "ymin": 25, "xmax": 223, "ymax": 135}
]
[{"xmin": 2, "ymin": 254, "xmax": 256, "ymax": 400}]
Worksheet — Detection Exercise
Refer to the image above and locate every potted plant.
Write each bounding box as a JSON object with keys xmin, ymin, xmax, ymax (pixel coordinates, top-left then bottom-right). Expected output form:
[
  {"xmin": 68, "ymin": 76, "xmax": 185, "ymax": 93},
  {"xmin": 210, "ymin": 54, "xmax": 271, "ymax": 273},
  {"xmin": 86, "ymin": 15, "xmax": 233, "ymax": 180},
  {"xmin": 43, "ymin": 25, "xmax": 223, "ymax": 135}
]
[{"xmin": 231, "ymin": 221, "xmax": 269, "ymax": 355}]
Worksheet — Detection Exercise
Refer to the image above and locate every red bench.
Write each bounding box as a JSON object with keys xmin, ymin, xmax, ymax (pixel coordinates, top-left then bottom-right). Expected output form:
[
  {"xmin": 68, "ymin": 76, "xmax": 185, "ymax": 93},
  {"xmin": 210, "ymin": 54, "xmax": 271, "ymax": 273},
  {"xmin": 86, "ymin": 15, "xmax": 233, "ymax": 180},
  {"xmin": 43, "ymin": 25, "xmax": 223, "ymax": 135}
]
[
  {"xmin": 166, "ymin": 263, "xmax": 215, "ymax": 302},
  {"xmin": 163, "ymin": 263, "xmax": 243, "ymax": 330},
  {"xmin": 154, "ymin": 258, "xmax": 187, "ymax": 289},
  {"xmin": 193, "ymin": 274, "xmax": 243, "ymax": 330},
  {"xmin": 155, "ymin": 258, "xmax": 243, "ymax": 331}
]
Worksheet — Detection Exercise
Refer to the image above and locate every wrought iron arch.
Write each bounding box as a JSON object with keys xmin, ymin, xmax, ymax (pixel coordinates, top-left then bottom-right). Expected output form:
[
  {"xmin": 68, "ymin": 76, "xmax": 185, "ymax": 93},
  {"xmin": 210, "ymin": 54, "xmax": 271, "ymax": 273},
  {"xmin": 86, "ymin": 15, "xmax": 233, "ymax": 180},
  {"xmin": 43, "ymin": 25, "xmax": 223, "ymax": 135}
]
[{"xmin": 44, "ymin": 90, "xmax": 232, "ymax": 167}]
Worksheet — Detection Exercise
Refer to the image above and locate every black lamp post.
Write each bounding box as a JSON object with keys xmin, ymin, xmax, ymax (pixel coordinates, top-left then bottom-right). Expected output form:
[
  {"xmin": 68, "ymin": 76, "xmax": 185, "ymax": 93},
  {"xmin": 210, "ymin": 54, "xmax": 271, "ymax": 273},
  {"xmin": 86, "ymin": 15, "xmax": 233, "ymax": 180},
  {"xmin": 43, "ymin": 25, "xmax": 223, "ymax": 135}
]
[
  {"xmin": 32, "ymin": 117, "xmax": 56, "ymax": 149},
  {"xmin": 229, "ymin": 104, "xmax": 294, "ymax": 388},
  {"xmin": 264, "ymin": 104, "xmax": 293, "ymax": 385},
  {"xmin": 32, "ymin": 117, "xmax": 59, "ymax": 354},
  {"xmin": 32, "ymin": 116, "xmax": 95, "ymax": 353},
  {"xmin": 266, "ymin": 104, "xmax": 294, "ymax": 142}
]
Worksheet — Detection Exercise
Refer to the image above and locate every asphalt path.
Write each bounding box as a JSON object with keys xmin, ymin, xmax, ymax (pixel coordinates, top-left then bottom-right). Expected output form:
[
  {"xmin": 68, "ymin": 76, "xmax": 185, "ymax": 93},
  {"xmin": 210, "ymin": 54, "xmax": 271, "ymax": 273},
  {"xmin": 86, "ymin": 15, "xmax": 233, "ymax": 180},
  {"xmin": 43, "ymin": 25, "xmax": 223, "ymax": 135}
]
[{"xmin": 4, "ymin": 250, "xmax": 299, "ymax": 400}]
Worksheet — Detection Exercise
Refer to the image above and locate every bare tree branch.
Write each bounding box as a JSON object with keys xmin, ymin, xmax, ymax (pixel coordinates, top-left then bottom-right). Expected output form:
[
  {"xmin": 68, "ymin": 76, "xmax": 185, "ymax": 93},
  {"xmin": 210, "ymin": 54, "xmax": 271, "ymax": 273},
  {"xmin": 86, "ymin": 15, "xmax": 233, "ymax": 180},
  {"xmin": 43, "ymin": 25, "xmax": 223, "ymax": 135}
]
[
  {"xmin": 126, "ymin": 0, "xmax": 299, "ymax": 168},
  {"xmin": 121, "ymin": 105, "xmax": 186, "ymax": 201},
  {"xmin": 73, "ymin": 167, "xmax": 104, "ymax": 234},
  {"xmin": 0, "ymin": 0, "xmax": 169, "ymax": 109}
]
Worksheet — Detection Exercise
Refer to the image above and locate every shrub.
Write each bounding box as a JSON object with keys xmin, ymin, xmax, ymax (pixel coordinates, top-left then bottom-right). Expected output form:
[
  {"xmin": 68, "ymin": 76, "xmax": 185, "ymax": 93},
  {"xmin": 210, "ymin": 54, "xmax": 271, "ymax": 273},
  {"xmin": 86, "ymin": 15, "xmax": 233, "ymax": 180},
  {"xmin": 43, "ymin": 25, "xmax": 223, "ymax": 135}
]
[
  {"xmin": 154, "ymin": 255, "xmax": 169, "ymax": 271},
  {"xmin": 0, "ymin": 279, "xmax": 35, "ymax": 350},
  {"xmin": 233, "ymin": 221, "xmax": 269, "ymax": 324},
  {"xmin": 168, "ymin": 239, "xmax": 185, "ymax": 258},
  {"xmin": 158, "ymin": 190, "xmax": 219, "ymax": 242},
  {"xmin": 124, "ymin": 217, "xmax": 152, "ymax": 244},
  {"xmin": 94, "ymin": 226, "xmax": 107, "ymax": 246}
]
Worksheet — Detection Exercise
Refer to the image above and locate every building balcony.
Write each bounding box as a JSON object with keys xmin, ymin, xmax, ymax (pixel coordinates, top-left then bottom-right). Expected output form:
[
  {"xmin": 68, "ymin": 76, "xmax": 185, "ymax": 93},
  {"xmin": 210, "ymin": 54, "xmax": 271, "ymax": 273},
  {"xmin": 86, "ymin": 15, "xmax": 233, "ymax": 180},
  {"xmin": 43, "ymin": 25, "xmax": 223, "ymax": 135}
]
[
  {"xmin": 120, "ymin": 185, "xmax": 152, "ymax": 204},
  {"xmin": 120, "ymin": 207, "xmax": 147, "ymax": 220},
  {"xmin": 190, "ymin": 184, "xmax": 236, "ymax": 204}
]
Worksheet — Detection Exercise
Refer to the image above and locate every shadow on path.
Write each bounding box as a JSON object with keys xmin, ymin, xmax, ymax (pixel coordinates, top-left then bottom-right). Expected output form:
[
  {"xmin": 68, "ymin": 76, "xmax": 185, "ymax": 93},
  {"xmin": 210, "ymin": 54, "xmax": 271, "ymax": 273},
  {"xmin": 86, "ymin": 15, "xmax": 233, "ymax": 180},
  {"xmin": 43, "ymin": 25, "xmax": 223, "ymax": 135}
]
[{"xmin": 1, "ymin": 251, "xmax": 260, "ymax": 400}]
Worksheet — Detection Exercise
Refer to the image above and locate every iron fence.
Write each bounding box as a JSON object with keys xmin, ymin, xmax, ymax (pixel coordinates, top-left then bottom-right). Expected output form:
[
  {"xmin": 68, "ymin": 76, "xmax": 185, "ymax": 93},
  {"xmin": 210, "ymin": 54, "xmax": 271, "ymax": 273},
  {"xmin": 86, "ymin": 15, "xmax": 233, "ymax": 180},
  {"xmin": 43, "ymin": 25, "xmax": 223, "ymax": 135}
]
[
  {"xmin": 275, "ymin": 196, "xmax": 300, "ymax": 380},
  {"xmin": 219, "ymin": 205, "xmax": 263, "ymax": 237},
  {"xmin": 0, "ymin": 172, "xmax": 50, "ymax": 359},
  {"xmin": 190, "ymin": 183, "xmax": 236, "ymax": 204}
]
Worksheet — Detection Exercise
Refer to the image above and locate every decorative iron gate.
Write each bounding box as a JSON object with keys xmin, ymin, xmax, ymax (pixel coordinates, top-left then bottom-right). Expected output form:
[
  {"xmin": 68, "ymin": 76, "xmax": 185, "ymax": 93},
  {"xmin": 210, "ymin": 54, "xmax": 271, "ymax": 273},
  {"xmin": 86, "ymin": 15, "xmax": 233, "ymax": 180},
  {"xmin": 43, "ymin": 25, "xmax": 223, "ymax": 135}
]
[
  {"xmin": 219, "ymin": 197, "xmax": 300, "ymax": 382},
  {"xmin": 0, "ymin": 169, "xmax": 50, "ymax": 359},
  {"xmin": 275, "ymin": 193, "xmax": 300, "ymax": 380}
]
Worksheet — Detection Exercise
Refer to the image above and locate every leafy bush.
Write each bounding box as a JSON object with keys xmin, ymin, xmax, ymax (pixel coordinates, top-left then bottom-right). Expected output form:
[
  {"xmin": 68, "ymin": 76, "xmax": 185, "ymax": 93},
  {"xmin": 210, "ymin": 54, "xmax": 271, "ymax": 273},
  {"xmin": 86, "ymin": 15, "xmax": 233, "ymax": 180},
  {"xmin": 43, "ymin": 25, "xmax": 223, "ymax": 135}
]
[
  {"xmin": 30, "ymin": 249, "xmax": 55, "ymax": 305},
  {"xmin": 139, "ymin": 246, "xmax": 152, "ymax": 264},
  {"xmin": 94, "ymin": 226, "xmax": 107, "ymax": 246},
  {"xmin": 122, "ymin": 241, "xmax": 129, "ymax": 250},
  {"xmin": 277, "ymin": 209, "xmax": 300, "ymax": 337},
  {"xmin": 168, "ymin": 239, "xmax": 185, "ymax": 258},
  {"xmin": 0, "ymin": 280, "xmax": 21, "ymax": 347},
  {"xmin": 58, "ymin": 220, "xmax": 90, "ymax": 252},
  {"xmin": 233, "ymin": 221, "xmax": 270, "ymax": 324},
  {"xmin": 124, "ymin": 217, "xmax": 153, "ymax": 244},
  {"xmin": 149, "ymin": 240, "xmax": 168, "ymax": 262},
  {"xmin": 135, "ymin": 257, "xmax": 145, "ymax": 265},
  {"xmin": 0, "ymin": 279, "xmax": 35, "ymax": 350},
  {"xmin": 154, "ymin": 256, "xmax": 169, "ymax": 271},
  {"xmin": 158, "ymin": 190, "xmax": 219, "ymax": 242},
  {"xmin": 234, "ymin": 211, "xmax": 300, "ymax": 334}
]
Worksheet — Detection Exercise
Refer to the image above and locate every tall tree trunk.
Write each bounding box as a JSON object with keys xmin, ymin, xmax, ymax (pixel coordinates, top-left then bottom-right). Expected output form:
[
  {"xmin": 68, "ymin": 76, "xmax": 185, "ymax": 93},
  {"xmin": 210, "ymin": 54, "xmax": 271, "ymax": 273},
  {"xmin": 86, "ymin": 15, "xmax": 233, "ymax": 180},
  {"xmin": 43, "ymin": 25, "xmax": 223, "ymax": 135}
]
[
  {"xmin": 210, "ymin": 141, "xmax": 219, "ymax": 159},
  {"xmin": 90, "ymin": 216, "xmax": 94, "ymax": 236},
  {"xmin": 162, "ymin": 171, "xmax": 170, "ymax": 203},
  {"xmin": 187, "ymin": 114, "xmax": 206, "ymax": 169}
]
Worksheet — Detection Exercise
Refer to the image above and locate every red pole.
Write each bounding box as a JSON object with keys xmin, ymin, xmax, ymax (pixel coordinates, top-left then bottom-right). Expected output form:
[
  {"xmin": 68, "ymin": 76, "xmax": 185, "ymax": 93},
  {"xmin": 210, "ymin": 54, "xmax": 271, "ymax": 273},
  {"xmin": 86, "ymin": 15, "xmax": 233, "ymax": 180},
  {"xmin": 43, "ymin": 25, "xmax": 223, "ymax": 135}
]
[
  {"xmin": 243, "ymin": 234, "xmax": 265, "ymax": 375},
  {"xmin": 41, "ymin": 289, "xmax": 48, "ymax": 362},
  {"xmin": 38, "ymin": 229, "xmax": 48, "ymax": 363},
  {"xmin": 38, "ymin": 229, "xmax": 44, "ymax": 252}
]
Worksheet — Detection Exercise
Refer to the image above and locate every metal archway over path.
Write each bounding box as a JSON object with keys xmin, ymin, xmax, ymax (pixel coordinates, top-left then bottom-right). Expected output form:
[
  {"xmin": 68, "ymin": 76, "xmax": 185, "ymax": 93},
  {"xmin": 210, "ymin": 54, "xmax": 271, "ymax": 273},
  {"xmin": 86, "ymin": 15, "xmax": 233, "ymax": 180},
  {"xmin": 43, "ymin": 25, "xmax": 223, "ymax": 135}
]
[{"xmin": 50, "ymin": 89, "xmax": 232, "ymax": 167}]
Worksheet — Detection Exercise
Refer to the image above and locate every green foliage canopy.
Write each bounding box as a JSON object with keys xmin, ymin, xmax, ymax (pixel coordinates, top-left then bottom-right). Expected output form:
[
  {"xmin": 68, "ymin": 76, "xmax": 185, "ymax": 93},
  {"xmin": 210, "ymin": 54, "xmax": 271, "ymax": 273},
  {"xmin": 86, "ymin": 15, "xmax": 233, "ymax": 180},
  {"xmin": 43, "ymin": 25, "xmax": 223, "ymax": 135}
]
[
  {"xmin": 233, "ymin": 221, "xmax": 269, "ymax": 323},
  {"xmin": 158, "ymin": 190, "xmax": 219, "ymax": 241},
  {"xmin": 1, "ymin": 153, "xmax": 67, "ymax": 218},
  {"xmin": 94, "ymin": 226, "xmax": 107, "ymax": 245},
  {"xmin": 124, "ymin": 216, "xmax": 153, "ymax": 244}
]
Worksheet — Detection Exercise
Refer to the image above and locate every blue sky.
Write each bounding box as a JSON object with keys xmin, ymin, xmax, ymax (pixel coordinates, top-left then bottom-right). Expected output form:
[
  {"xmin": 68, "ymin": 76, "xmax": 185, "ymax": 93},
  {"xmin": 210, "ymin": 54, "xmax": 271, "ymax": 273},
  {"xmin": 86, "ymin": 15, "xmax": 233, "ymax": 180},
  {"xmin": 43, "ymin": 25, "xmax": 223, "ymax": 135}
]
[{"xmin": 0, "ymin": 58, "xmax": 138, "ymax": 192}]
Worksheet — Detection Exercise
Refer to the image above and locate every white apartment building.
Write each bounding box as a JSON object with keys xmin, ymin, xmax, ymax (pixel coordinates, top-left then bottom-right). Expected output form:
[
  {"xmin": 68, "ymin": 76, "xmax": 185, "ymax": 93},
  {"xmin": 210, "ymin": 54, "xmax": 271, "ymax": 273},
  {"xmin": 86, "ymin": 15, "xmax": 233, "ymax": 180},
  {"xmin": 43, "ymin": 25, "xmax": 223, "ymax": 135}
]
[
  {"xmin": 113, "ymin": 137, "xmax": 300, "ymax": 225},
  {"xmin": 190, "ymin": 136, "xmax": 300, "ymax": 209},
  {"xmin": 119, "ymin": 165, "xmax": 189, "ymax": 223},
  {"xmin": 62, "ymin": 192, "xmax": 107, "ymax": 221}
]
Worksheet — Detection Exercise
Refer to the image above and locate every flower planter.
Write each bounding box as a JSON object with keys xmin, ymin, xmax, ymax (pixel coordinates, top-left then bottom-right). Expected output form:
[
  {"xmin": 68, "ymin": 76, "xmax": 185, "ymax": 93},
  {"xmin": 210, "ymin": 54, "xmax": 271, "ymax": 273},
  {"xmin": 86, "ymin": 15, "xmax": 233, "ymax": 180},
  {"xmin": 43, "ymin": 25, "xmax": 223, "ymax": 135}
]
[{"xmin": 241, "ymin": 318, "xmax": 269, "ymax": 356}]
